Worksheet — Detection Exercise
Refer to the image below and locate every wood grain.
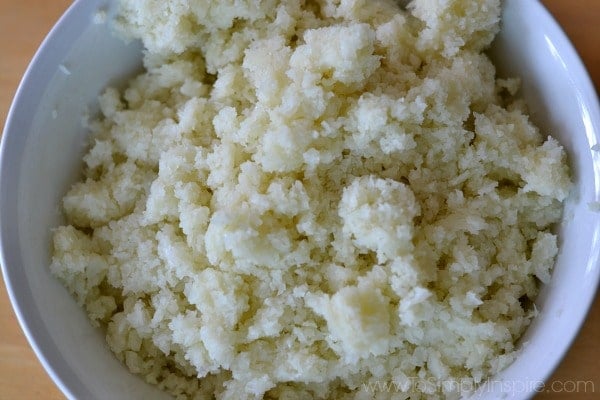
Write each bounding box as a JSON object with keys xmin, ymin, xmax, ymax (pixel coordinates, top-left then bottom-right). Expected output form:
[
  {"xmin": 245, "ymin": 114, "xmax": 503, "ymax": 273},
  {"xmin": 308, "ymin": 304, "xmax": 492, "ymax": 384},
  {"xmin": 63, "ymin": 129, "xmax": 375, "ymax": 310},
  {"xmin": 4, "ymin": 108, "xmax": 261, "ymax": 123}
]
[{"xmin": 0, "ymin": 1, "xmax": 598, "ymax": 399}]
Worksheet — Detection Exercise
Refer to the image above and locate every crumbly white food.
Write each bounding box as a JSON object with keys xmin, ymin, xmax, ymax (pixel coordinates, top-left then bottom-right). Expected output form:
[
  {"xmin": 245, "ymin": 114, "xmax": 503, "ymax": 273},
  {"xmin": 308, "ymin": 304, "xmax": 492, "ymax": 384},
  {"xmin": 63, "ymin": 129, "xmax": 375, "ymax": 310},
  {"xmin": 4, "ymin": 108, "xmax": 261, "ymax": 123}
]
[{"xmin": 51, "ymin": 0, "xmax": 571, "ymax": 399}]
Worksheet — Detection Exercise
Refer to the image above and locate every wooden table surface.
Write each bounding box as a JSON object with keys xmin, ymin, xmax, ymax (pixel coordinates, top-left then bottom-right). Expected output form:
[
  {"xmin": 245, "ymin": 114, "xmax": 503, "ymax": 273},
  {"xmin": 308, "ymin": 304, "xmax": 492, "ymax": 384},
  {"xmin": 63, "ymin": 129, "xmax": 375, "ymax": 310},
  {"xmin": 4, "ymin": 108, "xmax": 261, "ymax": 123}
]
[{"xmin": 0, "ymin": 1, "xmax": 599, "ymax": 399}]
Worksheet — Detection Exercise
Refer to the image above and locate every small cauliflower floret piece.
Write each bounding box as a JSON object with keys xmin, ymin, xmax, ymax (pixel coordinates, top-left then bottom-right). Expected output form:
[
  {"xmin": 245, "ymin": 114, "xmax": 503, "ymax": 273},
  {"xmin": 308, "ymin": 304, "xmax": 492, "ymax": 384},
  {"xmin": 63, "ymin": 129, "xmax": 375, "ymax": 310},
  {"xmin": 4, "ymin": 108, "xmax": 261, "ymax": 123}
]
[
  {"xmin": 339, "ymin": 175, "xmax": 420, "ymax": 263},
  {"xmin": 95, "ymin": 214, "xmax": 178, "ymax": 294},
  {"xmin": 211, "ymin": 64, "xmax": 256, "ymax": 110},
  {"xmin": 144, "ymin": 179, "xmax": 179, "ymax": 224},
  {"xmin": 50, "ymin": 226, "xmax": 109, "ymax": 306},
  {"xmin": 144, "ymin": 144, "xmax": 211, "ymax": 227},
  {"xmin": 473, "ymin": 105, "xmax": 571, "ymax": 202},
  {"xmin": 109, "ymin": 104, "xmax": 173, "ymax": 166},
  {"xmin": 156, "ymin": 223, "xmax": 202, "ymax": 280},
  {"xmin": 344, "ymin": 94, "xmax": 417, "ymax": 157},
  {"xmin": 63, "ymin": 160, "xmax": 154, "ymax": 228},
  {"xmin": 253, "ymin": 123, "xmax": 316, "ymax": 173},
  {"xmin": 86, "ymin": 295, "xmax": 118, "ymax": 324},
  {"xmin": 206, "ymin": 142, "xmax": 245, "ymax": 189},
  {"xmin": 520, "ymin": 137, "xmax": 571, "ymax": 201},
  {"xmin": 170, "ymin": 311, "xmax": 221, "ymax": 377},
  {"xmin": 178, "ymin": 203, "xmax": 211, "ymax": 255},
  {"xmin": 309, "ymin": 281, "xmax": 392, "ymax": 359},
  {"xmin": 288, "ymin": 23, "xmax": 380, "ymax": 87},
  {"xmin": 184, "ymin": 267, "xmax": 249, "ymax": 328},
  {"xmin": 249, "ymin": 178, "xmax": 310, "ymax": 216},
  {"xmin": 410, "ymin": 0, "xmax": 501, "ymax": 58},
  {"xmin": 84, "ymin": 139, "xmax": 115, "ymax": 171},
  {"xmin": 529, "ymin": 232, "xmax": 559, "ymax": 284},
  {"xmin": 204, "ymin": 210, "xmax": 274, "ymax": 270},
  {"xmin": 271, "ymin": 343, "xmax": 329, "ymax": 383},
  {"xmin": 116, "ymin": 0, "xmax": 276, "ymax": 56},
  {"xmin": 243, "ymin": 36, "xmax": 292, "ymax": 107},
  {"xmin": 205, "ymin": 207, "xmax": 311, "ymax": 272},
  {"xmin": 319, "ymin": 0, "xmax": 403, "ymax": 23},
  {"xmin": 398, "ymin": 286, "xmax": 434, "ymax": 326},
  {"xmin": 416, "ymin": 52, "xmax": 497, "ymax": 124},
  {"xmin": 246, "ymin": 300, "xmax": 285, "ymax": 341},
  {"xmin": 115, "ymin": 0, "xmax": 201, "ymax": 55}
]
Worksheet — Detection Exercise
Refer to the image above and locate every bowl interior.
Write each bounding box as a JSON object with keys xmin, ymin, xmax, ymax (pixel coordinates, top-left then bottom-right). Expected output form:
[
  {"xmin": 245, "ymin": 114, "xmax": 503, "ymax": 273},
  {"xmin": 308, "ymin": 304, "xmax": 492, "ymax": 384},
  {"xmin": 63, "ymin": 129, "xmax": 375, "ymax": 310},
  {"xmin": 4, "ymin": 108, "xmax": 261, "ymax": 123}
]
[{"xmin": 1, "ymin": 0, "xmax": 599, "ymax": 399}]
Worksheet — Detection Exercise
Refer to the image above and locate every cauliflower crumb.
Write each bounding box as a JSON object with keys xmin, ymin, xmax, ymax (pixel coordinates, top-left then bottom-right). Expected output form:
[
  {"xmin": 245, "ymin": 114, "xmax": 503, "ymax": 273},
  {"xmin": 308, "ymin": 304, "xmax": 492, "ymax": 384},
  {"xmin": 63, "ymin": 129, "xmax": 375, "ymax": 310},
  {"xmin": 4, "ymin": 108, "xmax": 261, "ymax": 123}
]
[
  {"xmin": 51, "ymin": 0, "xmax": 571, "ymax": 399},
  {"xmin": 93, "ymin": 9, "xmax": 108, "ymax": 25},
  {"xmin": 58, "ymin": 63, "xmax": 71, "ymax": 76},
  {"xmin": 339, "ymin": 175, "xmax": 420, "ymax": 263},
  {"xmin": 588, "ymin": 201, "xmax": 600, "ymax": 212}
]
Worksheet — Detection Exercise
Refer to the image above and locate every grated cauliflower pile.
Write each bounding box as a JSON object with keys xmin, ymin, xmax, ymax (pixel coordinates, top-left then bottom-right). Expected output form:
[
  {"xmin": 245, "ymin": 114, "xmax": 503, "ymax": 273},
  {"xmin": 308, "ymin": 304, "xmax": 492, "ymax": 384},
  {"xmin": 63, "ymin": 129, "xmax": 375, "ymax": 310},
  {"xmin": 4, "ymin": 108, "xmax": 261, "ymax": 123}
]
[{"xmin": 51, "ymin": 0, "xmax": 571, "ymax": 398}]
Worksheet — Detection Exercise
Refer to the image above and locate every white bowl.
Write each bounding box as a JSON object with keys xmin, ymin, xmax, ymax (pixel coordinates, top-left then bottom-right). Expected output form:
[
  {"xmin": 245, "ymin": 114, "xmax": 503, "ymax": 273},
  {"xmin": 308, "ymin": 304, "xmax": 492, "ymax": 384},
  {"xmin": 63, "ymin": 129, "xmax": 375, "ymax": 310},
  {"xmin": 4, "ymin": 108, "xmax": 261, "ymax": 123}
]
[{"xmin": 1, "ymin": 0, "xmax": 599, "ymax": 399}]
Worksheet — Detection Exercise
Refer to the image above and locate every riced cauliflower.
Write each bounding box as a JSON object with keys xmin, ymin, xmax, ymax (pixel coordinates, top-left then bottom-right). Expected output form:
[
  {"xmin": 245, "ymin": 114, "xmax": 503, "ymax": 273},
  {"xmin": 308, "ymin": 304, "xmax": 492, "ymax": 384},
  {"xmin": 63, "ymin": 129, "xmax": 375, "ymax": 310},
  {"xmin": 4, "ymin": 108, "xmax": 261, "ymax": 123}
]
[{"xmin": 50, "ymin": 0, "xmax": 572, "ymax": 399}]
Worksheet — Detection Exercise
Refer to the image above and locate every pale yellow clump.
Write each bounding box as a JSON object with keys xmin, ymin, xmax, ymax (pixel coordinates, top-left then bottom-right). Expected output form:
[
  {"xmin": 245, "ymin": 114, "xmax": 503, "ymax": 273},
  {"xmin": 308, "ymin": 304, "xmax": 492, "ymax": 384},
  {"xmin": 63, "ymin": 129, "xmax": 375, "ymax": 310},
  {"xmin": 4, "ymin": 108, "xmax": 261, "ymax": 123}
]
[{"xmin": 51, "ymin": 0, "xmax": 571, "ymax": 399}]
